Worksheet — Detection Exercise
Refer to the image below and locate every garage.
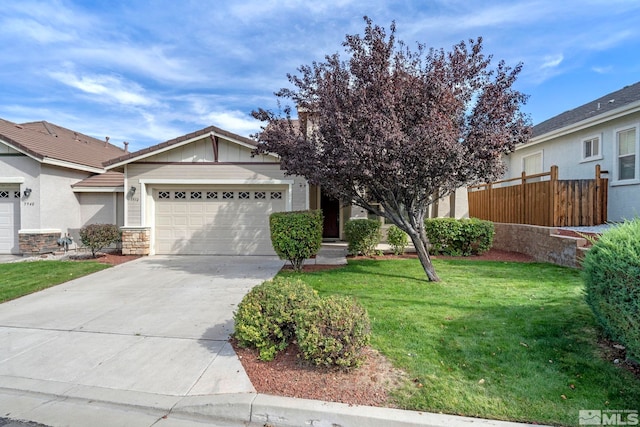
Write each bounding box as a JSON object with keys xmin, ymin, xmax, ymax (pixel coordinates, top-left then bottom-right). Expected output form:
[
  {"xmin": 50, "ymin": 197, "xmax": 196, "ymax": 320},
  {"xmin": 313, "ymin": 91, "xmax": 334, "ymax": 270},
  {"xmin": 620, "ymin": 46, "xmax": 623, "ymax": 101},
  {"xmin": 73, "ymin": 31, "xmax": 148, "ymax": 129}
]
[
  {"xmin": 154, "ymin": 187, "xmax": 286, "ymax": 255},
  {"xmin": 0, "ymin": 186, "xmax": 20, "ymax": 254}
]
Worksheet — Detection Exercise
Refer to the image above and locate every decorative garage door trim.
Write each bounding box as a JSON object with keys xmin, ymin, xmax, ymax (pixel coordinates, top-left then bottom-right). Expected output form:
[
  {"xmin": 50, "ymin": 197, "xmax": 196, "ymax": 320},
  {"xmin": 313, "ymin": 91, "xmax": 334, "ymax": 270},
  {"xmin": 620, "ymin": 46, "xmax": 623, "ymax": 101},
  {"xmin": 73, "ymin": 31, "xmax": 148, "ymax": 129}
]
[{"xmin": 136, "ymin": 179, "xmax": 295, "ymax": 226}]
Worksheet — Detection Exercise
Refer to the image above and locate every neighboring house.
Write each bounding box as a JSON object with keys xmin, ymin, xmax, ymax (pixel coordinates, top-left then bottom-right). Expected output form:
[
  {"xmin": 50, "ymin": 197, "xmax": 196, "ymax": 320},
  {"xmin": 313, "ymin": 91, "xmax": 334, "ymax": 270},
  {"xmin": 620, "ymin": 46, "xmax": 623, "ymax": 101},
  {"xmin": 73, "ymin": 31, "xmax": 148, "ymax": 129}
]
[
  {"xmin": 0, "ymin": 118, "xmax": 126, "ymax": 255},
  {"xmin": 504, "ymin": 81, "xmax": 640, "ymax": 222}
]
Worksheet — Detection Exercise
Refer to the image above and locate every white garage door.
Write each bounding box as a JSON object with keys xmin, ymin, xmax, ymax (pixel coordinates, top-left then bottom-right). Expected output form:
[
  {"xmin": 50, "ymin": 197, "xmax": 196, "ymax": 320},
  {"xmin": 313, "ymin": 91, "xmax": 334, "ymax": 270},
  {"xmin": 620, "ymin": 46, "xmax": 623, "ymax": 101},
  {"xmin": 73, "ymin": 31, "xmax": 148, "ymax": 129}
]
[
  {"xmin": 154, "ymin": 188, "xmax": 286, "ymax": 255},
  {"xmin": 0, "ymin": 187, "xmax": 20, "ymax": 254}
]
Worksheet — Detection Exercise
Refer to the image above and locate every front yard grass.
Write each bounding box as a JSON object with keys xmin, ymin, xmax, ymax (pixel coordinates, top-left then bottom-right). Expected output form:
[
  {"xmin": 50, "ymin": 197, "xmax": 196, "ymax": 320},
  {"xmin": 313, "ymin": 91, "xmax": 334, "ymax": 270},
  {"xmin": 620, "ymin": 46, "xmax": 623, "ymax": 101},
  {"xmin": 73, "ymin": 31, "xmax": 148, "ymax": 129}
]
[
  {"xmin": 0, "ymin": 261, "xmax": 110, "ymax": 303},
  {"xmin": 279, "ymin": 259, "xmax": 640, "ymax": 426}
]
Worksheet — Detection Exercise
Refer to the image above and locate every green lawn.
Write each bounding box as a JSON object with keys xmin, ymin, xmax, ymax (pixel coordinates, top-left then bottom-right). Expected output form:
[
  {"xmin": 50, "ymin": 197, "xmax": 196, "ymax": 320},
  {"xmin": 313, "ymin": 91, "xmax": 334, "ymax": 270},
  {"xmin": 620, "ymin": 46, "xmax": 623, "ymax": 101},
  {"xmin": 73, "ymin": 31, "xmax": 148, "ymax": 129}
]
[
  {"xmin": 279, "ymin": 258, "xmax": 640, "ymax": 427},
  {"xmin": 0, "ymin": 261, "xmax": 110, "ymax": 303}
]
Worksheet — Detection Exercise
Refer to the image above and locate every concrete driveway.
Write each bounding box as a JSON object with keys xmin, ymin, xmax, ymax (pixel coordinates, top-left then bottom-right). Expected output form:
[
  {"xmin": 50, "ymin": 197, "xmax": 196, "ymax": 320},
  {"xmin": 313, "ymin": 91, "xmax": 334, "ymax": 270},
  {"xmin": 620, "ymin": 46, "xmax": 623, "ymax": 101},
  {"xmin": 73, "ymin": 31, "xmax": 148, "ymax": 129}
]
[{"xmin": 0, "ymin": 255, "xmax": 284, "ymax": 426}]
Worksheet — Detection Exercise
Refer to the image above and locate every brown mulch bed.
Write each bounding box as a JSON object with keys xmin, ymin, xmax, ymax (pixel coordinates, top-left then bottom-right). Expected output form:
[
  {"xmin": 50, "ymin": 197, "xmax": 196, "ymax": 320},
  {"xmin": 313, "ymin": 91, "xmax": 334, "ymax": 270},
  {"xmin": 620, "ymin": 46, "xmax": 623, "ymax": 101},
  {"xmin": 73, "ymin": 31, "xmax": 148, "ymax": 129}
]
[
  {"xmin": 232, "ymin": 340, "xmax": 406, "ymax": 407},
  {"xmin": 68, "ymin": 251, "xmax": 141, "ymax": 265}
]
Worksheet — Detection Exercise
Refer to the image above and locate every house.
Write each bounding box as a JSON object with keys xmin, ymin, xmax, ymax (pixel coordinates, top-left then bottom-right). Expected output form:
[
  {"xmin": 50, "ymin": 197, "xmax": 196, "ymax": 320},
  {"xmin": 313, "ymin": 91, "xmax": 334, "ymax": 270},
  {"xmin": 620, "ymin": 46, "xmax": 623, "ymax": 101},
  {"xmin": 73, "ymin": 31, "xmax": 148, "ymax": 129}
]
[
  {"xmin": 1, "ymin": 113, "xmax": 470, "ymax": 257},
  {"xmin": 504, "ymin": 81, "xmax": 640, "ymax": 222},
  {"xmin": 104, "ymin": 126, "xmax": 308, "ymax": 256},
  {"xmin": 0, "ymin": 119, "xmax": 126, "ymax": 255}
]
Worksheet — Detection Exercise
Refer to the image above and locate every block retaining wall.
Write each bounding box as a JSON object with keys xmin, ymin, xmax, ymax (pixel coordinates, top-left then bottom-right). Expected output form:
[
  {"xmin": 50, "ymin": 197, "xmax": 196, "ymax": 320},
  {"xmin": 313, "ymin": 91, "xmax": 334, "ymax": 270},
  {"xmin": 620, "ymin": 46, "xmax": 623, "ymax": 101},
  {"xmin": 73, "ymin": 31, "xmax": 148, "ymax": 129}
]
[{"xmin": 492, "ymin": 223, "xmax": 589, "ymax": 268}]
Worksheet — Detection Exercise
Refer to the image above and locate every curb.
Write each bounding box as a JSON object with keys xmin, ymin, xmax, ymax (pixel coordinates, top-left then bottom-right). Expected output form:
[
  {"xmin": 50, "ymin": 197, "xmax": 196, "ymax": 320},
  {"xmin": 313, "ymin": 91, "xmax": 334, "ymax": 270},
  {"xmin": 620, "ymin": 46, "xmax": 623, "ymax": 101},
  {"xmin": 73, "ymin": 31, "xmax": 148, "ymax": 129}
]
[{"xmin": 0, "ymin": 384, "xmax": 553, "ymax": 427}]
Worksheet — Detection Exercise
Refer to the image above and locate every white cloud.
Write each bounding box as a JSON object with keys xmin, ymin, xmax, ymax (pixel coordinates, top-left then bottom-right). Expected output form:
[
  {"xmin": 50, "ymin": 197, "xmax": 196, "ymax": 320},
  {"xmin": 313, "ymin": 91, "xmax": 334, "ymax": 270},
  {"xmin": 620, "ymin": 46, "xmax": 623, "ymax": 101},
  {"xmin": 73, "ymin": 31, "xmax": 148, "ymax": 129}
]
[
  {"xmin": 202, "ymin": 110, "xmax": 261, "ymax": 137},
  {"xmin": 540, "ymin": 54, "xmax": 563, "ymax": 69},
  {"xmin": 69, "ymin": 44, "xmax": 205, "ymax": 85},
  {"xmin": 49, "ymin": 70, "xmax": 157, "ymax": 107},
  {"xmin": 1, "ymin": 18, "xmax": 75, "ymax": 43},
  {"xmin": 592, "ymin": 66, "xmax": 613, "ymax": 74}
]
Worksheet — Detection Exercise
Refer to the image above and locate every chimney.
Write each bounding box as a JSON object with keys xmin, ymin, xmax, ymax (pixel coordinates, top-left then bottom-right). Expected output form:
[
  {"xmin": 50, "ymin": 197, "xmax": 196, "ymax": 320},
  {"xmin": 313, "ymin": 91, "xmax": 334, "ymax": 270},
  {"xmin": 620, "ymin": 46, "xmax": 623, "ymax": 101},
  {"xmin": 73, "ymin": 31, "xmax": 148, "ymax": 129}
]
[
  {"xmin": 105, "ymin": 136, "xmax": 110, "ymax": 147},
  {"xmin": 74, "ymin": 132, "xmax": 79, "ymax": 141},
  {"xmin": 123, "ymin": 141, "xmax": 129, "ymax": 152}
]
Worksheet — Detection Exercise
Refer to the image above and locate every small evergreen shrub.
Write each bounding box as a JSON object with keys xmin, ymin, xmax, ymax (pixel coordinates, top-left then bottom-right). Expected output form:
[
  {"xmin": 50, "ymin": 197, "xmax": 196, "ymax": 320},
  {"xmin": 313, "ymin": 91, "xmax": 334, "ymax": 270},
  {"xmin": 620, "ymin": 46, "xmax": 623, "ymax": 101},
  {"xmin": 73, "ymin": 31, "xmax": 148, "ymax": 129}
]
[
  {"xmin": 233, "ymin": 278, "xmax": 320, "ymax": 361},
  {"xmin": 344, "ymin": 218, "xmax": 381, "ymax": 256},
  {"xmin": 424, "ymin": 218, "xmax": 494, "ymax": 256},
  {"xmin": 79, "ymin": 223, "xmax": 121, "ymax": 257},
  {"xmin": 296, "ymin": 295, "xmax": 371, "ymax": 368},
  {"xmin": 387, "ymin": 225, "xmax": 409, "ymax": 255},
  {"xmin": 583, "ymin": 219, "xmax": 640, "ymax": 359},
  {"xmin": 270, "ymin": 210, "xmax": 323, "ymax": 271}
]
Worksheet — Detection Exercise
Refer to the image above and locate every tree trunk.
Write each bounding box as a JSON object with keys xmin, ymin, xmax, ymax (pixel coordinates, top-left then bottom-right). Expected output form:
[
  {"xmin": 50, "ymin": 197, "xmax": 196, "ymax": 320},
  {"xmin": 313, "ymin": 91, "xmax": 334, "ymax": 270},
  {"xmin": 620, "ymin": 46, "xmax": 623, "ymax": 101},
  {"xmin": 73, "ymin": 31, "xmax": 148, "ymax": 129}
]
[{"xmin": 408, "ymin": 231, "xmax": 440, "ymax": 282}]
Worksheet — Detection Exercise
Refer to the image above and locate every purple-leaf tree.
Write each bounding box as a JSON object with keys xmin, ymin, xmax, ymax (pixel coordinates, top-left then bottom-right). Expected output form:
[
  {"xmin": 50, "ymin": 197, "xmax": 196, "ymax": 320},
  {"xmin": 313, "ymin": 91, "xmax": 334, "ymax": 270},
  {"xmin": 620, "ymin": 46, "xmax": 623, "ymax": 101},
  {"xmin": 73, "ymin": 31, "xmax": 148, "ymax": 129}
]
[{"xmin": 253, "ymin": 18, "xmax": 531, "ymax": 281}]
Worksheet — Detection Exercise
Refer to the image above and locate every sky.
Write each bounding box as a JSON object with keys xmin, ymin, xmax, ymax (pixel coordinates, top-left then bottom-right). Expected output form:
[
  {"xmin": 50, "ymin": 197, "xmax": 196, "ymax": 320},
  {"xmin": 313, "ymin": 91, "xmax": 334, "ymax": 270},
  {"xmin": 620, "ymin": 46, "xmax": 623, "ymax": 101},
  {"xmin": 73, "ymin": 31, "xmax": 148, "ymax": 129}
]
[{"xmin": 1, "ymin": 0, "xmax": 639, "ymax": 152}]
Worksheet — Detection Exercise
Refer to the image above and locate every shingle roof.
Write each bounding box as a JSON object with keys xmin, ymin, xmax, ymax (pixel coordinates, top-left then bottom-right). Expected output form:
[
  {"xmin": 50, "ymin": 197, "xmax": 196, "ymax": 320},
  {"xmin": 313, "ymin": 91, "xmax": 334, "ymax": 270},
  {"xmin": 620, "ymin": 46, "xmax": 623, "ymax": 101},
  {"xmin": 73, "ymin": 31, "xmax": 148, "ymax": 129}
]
[
  {"xmin": 0, "ymin": 118, "xmax": 126, "ymax": 170},
  {"xmin": 104, "ymin": 125, "xmax": 258, "ymax": 166},
  {"xmin": 71, "ymin": 171, "xmax": 124, "ymax": 188},
  {"xmin": 532, "ymin": 81, "xmax": 640, "ymax": 138}
]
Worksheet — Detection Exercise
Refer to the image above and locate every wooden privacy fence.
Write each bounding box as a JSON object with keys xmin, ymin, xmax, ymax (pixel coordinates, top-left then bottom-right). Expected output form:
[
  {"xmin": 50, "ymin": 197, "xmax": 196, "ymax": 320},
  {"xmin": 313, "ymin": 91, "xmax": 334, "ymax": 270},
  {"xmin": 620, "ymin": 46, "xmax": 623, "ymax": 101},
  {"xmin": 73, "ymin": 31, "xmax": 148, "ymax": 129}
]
[{"xmin": 467, "ymin": 165, "xmax": 608, "ymax": 227}]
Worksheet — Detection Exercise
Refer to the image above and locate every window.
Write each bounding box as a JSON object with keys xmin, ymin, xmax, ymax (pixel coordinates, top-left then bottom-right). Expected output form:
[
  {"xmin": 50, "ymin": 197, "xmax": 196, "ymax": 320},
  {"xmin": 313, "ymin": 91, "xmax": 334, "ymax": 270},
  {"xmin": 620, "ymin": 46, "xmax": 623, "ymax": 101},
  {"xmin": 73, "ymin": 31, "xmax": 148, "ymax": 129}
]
[
  {"xmin": 238, "ymin": 191, "xmax": 250, "ymax": 200},
  {"xmin": 206, "ymin": 191, "xmax": 218, "ymax": 199},
  {"xmin": 158, "ymin": 191, "xmax": 170, "ymax": 199},
  {"xmin": 582, "ymin": 135, "xmax": 601, "ymax": 161},
  {"xmin": 254, "ymin": 191, "xmax": 266, "ymax": 200},
  {"xmin": 175, "ymin": 191, "xmax": 186, "ymax": 199},
  {"xmin": 522, "ymin": 151, "xmax": 543, "ymax": 175},
  {"xmin": 616, "ymin": 127, "xmax": 637, "ymax": 181},
  {"xmin": 0, "ymin": 191, "xmax": 8, "ymax": 198},
  {"xmin": 222, "ymin": 191, "xmax": 234, "ymax": 199},
  {"xmin": 190, "ymin": 191, "xmax": 202, "ymax": 199},
  {"xmin": 270, "ymin": 191, "xmax": 282, "ymax": 200}
]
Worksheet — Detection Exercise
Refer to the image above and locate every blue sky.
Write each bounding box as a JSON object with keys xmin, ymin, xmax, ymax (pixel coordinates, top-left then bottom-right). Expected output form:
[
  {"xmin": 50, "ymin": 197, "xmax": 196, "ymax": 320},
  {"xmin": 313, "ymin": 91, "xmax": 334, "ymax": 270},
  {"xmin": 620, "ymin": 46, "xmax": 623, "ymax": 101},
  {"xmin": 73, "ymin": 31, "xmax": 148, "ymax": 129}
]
[{"xmin": 1, "ymin": 0, "xmax": 639, "ymax": 152}]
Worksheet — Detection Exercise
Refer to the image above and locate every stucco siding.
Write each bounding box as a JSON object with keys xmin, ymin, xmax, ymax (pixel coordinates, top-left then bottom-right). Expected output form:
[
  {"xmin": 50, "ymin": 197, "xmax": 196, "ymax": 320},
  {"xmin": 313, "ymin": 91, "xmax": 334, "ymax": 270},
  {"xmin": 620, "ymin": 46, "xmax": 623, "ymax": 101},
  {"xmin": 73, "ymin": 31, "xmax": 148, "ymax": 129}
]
[
  {"xmin": 40, "ymin": 165, "xmax": 87, "ymax": 233},
  {"xmin": 79, "ymin": 193, "xmax": 118, "ymax": 225}
]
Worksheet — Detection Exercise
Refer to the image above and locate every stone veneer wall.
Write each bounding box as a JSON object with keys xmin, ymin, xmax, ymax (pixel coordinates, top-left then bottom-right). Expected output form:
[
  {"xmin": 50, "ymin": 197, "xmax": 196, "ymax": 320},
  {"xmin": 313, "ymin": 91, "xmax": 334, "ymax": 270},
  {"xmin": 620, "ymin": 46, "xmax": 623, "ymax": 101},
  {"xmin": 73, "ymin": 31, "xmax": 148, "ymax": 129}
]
[
  {"xmin": 492, "ymin": 223, "xmax": 588, "ymax": 268},
  {"xmin": 19, "ymin": 231, "xmax": 61, "ymax": 255},
  {"xmin": 121, "ymin": 227, "xmax": 151, "ymax": 255}
]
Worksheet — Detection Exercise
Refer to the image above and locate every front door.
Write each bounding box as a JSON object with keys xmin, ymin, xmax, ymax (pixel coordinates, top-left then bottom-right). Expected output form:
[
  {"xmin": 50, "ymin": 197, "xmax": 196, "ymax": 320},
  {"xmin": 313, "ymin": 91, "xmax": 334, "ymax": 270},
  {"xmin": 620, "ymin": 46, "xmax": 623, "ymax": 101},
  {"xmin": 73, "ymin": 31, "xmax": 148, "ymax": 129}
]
[{"xmin": 321, "ymin": 193, "xmax": 340, "ymax": 239}]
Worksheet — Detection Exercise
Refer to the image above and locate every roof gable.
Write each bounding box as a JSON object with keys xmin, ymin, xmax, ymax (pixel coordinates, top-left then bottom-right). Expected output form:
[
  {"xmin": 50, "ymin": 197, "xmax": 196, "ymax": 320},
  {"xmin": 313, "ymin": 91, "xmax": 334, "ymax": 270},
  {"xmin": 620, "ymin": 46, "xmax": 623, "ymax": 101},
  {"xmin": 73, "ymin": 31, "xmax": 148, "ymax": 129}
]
[
  {"xmin": 532, "ymin": 81, "xmax": 640, "ymax": 138},
  {"xmin": 104, "ymin": 125, "xmax": 275, "ymax": 167},
  {"xmin": 0, "ymin": 118, "xmax": 126, "ymax": 171}
]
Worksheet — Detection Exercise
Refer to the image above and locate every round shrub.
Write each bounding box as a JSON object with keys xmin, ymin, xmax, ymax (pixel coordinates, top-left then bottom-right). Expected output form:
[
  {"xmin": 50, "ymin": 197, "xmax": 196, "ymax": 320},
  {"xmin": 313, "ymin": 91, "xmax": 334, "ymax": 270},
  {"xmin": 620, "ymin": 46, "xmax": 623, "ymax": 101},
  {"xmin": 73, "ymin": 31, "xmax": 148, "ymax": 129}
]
[
  {"xmin": 233, "ymin": 278, "xmax": 320, "ymax": 361},
  {"xmin": 270, "ymin": 210, "xmax": 323, "ymax": 271},
  {"xmin": 583, "ymin": 219, "xmax": 640, "ymax": 359},
  {"xmin": 424, "ymin": 218, "xmax": 494, "ymax": 256},
  {"xmin": 79, "ymin": 223, "xmax": 121, "ymax": 257},
  {"xmin": 344, "ymin": 218, "xmax": 381, "ymax": 256},
  {"xmin": 387, "ymin": 225, "xmax": 409, "ymax": 255},
  {"xmin": 296, "ymin": 295, "xmax": 371, "ymax": 368}
]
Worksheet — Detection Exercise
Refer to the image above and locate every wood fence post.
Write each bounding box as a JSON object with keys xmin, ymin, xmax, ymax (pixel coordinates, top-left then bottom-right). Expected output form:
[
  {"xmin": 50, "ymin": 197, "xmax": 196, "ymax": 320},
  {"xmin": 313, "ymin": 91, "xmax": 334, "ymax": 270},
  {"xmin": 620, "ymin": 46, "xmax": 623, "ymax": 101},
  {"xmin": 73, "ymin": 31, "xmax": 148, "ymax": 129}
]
[
  {"xmin": 595, "ymin": 164, "xmax": 602, "ymax": 224},
  {"xmin": 487, "ymin": 183, "xmax": 493, "ymax": 222},
  {"xmin": 520, "ymin": 171, "xmax": 526, "ymax": 224},
  {"xmin": 550, "ymin": 165, "xmax": 558, "ymax": 226}
]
